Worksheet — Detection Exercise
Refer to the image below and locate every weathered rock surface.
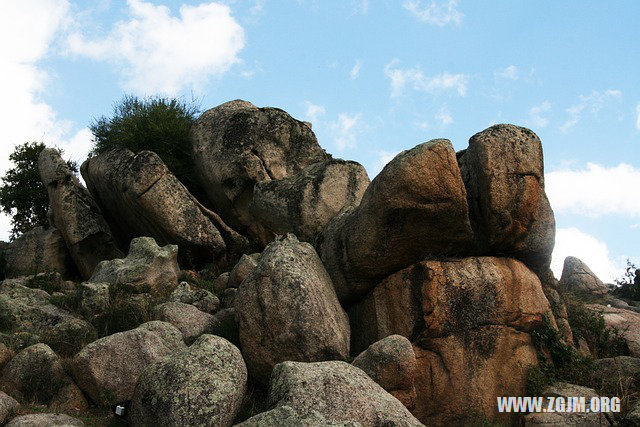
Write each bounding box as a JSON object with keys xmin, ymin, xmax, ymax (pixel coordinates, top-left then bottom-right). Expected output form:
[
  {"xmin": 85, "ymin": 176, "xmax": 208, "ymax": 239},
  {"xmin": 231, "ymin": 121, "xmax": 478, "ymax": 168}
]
[
  {"xmin": 237, "ymin": 405, "xmax": 361, "ymax": 426},
  {"xmin": 318, "ymin": 139, "xmax": 474, "ymax": 305},
  {"xmin": 221, "ymin": 287, "xmax": 237, "ymax": 309},
  {"xmin": 250, "ymin": 159, "xmax": 370, "ymax": 242},
  {"xmin": 3, "ymin": 227, "xmax": 74, "ymax": 278},
  {"xmin": 38, "ymin": 148, "xmax": 123, "ymax": 279},
  {"xmin": 236, "ymin": 234, "xmax": 350, "ymax": 384},
  {"xmin": 592, "ymin": 356, "xmax": 640, "ymax": 392},
  {"xmin": 0, "ymin": 279, "xmax": 96, "ymax": 356},
  {"xmin": 168, "ymin": 282, "xmax": 219, "ymax": 314},
  {"xmin": 89, "ymin": 237, "xmax": 179, "ymax": 296},
  {"xmin": 0, "ymin": 343, "xmax": 13, "ymax": 371},
  {"xmin": 71, "ymin": 321, "xmax": 185, "ymax": 406},
  {"xmin": 209, "ymin": 308, "xmax": 239, "ymax": 346},
  {"xmin": 522, "ymin": 382, "xmax": 608, "ymax": 426},
  {"xmin": 0, "ymin": 391, "xmax": 19, "ymax": 425},
  {"xmin": 268, "ymin": 361, "xmax": 424, "ymax": 426},
  {"xmin": 5, "ymin": 413, "xmax": 85, "ymax": 427},
  {"xmin": 0, "ymin": 344, "xmax": 88, "ymax": 412},
  {"xmin": 587, "ymin": 304, "xmax": 640, "ymax": 357},
  {"xmin": 152, "ymin": 301, "xmax": 214, "ymax": 344},
  {"xmin": 76, "ymin": 282, "xmax": 110, "ymax": 317},
  {"xmin": 227, "ymin": 254, "xmax": 259, "ymax": 289},
  {"xmin": 128, "ymin": 335, "xmax": 247, "ymax": 427},
  {"xmin": 559, "ymin": 256, "xmax": 608, "ymax": 295},
  {"xmin": 352, "ymin": 335, "xmax": 417, "ymax": 410},
  {"xmin": 81, "ymin": 148, "xmax": 241, "ymax": 267},
  {"xmin": 190, "ymin": 100, "xmax": 329, "ymax": 244},
  {"xmin": 349, "ymin": 256, "xmax": 551, "ymax": 424},
  {"xmin": 458, "ymin": 124, "xmax": 555, "ymax": 274}
]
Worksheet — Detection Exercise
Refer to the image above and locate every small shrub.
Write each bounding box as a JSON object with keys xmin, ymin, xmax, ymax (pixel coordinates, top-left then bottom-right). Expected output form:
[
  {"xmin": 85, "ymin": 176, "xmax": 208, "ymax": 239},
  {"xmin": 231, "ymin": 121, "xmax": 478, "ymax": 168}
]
[
  {"xmin": 613, "ymin": 260, "xmax": 640, "ymax": 301},
  {"xmin": 90, "ymin": 95, "xmax": 201, "ymax": 196},
  {"xmin": 25, "ymin": 272, "xmax": 63, "ymax": 295}
]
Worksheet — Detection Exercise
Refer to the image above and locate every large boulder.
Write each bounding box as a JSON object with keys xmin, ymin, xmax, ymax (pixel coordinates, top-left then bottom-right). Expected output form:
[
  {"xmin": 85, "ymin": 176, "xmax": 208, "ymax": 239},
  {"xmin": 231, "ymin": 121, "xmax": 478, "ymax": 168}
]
[
  {"xmin": 152, "ymin": 302, "xmax": 214, "ymax": 344},
  {"xmin": 3, "ymin": 227, "xmax": 74, "ymax": 278},
  {"xmin": 89, "ymin": 237, "xmax": 179, "ymax": 296},
  {"xmin": 268, "ymin": 361, "xmax": 424, "ymax": 426},
  {"xmin": 5, "ymin": 413, "xmax": 85, "ymax": 427},
  {"xmin": 0, "ymin": 279, "xmax": 96, "ymax": 356},
  {"xmin": 559, "ymin": 256, "xmax": 608, "ymax": 295},
  {"xmin": 236, "ymin": 405, "xmax": 360, "ymax": 426},
  {"xmin": 81, "ymin": 148, "xmax": 244, "ymax": 268},
  {"xmin": 250, "ymin": 159, "xmax": 370, "ymax": 242},
  {"xmin": 349, "ymin": 256, "xmax": 552, "ymax": 424},
  {"xmin": 128, "ymin": 335, "xmax": 247, "ymax": 427},
  {"xmin": 352, "ymin": 335, "xmax": 417, "ymax": 410},
  {"xmin": 0, "ymin": 344, "xmax": 88, "ymax": 412},
  {"xmin": 317, "ymin": 139, "xmax": 474, "ymax": 305},
  {"xmin": 71, "ymin": 321, "xmax": 185, "ymax": 406},
  {"xmin": 236, "ymin": 234, "xmax": 350, "ymax": 385},
  {"xmin": 0, "ymin": 392, "xmax": 19, "ymax": 425},
  {"xmin": 38, "ymin": 148, "xmax": 123, "ymax": 279},
  {"xmin": 523, "ymin": 382, "xmax": 608, "ymax": 426},
  {"xmin": 190, "ymin": 100, "xmax": 329, "ymax": 245},
  {"xmin": 458, "ymin": 124, "xmax": 555, "ymax": 274},
  {"xmin": 168, "ymin": 282, "xmax": 220, "ymax": 314},
  {"xmin": 592, "ymin": 356, "xmax": 640, "ymax": 392}
]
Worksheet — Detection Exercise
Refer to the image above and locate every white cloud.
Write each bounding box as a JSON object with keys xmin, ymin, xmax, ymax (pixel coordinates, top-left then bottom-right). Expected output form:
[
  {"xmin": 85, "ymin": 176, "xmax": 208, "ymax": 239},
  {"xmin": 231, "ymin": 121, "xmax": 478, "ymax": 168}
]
[
  {"xmin": 528, "ymin": 101, "xmax": 551, "ymax": 128},
  {"xmin": 384, "ymin": 60, "xmax": 468, "ymax": 98},
  {"xmin": 403, "ymin": 0, "xmax": 462, "ymax": 26},
  {"xmin": 546, "ymin": 163, "xmax": 640, "ymax": 218},
  {"xmin": 67, "ymin": 0, "xmax": 245, "ymax": 94},
  {"xmin": 495, "ymin": 65, "xmax": 519, "ymax": 80},
  {"xmin": 560, "ymin": 89, "xmax": 622, "ymax": 132},
  {"xmin": 330, "ymin": 113, "xmax": 362, "ymax": 151},
  {"xmin": 353, "ymin": 0, "xmax": 369, "ymax": 14},
  {"xmin": 551, "ymin": 228, "xmax": 621, "ymax": 283},
  {"xmin": 636, "ymin": 102, "xmax": 640, "ymax": 130},
  {"xmin": 304, "ymin": 101, "xmax": 326, "ymax": 125},
  {"xmin": 435, "ymin": 107, "xmax": 453, "ymax": 127},
  {"xmin": 350, "ymin": 59, "xmax": 363, "ymax": 79}
]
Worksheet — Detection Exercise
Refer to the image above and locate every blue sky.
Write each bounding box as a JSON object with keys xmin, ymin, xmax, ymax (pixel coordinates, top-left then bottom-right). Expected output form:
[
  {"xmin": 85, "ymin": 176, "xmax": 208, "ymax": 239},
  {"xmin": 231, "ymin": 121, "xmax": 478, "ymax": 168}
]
[{"xmin": 2, "ymin": 0, "xmax": 639, "ymax": 282}]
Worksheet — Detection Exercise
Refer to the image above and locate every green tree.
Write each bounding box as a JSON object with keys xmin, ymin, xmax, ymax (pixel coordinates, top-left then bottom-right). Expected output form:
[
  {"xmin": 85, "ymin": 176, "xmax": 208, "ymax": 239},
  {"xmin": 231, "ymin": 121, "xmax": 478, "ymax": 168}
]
[
  {"xmin": 90, "ymin": 95, "xmax": 201, "ymax": 195},
  {"xmin": 0, "ymin": 142, "xmax": 76, "ymax": 240}
]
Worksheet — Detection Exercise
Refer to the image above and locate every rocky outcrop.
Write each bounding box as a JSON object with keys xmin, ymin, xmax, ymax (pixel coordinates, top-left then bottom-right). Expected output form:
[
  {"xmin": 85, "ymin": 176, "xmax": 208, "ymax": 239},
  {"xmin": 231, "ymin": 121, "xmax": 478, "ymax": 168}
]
[
  {"xmin": 0, "ymin": 391, "xmax": 19, "ymax": 425},
  {"xmin": 71, "ymin": 321, "xmax": 185, "ymax": 406},
  {"xmin": 250, "ymin": 159, "xmax": 370, "ymax": 242},
  {"xmin": 76, "ymin": 282, "xmax": 110, "ymax": 318},
  {"xmin": 0, "ymin": 344, "xmax": 88, "ymax": 412},
  {"xmin": 349, "ymin": 257, "xmax": 552, "ymax": 424},
  {"xmin": 89, "ymin": 237, "xmax": 179, "ymax": 296},
  {"xmin": 318, "ymin": 139, "xmax": 474, "ymax": 305},
  {"xmin": 592, "ymin": 356, "xmax": 640, "ymax": 392},
  {"xmin": 38, "ymin": 148, "xmax": 123, "ymax": 279},
  {"xmin": 128, "ymin": 335, "xmax": 247, "ymax": 427},
  {"xmin": 236, "ymin": 235, "xmax": 350, "ymax": 385},
  {"xmin": 458, "ymin": 124, "xmax": 555, "ymax": 274},
  {"xmin": 190, "ymin": 100, "xmax": 329, "ymax": 245},
  {"xmin": 0, "ymin": 279, "xmax": 96, "ymax": 356},
  {"xmin": 587, "ymin": 304, "xmax": 640, "ymax": 357},
  {"xmin": 152, "ymin": 302, "xmax": 214, "ymax": 344},
  {"xmin": 268, "ymin": 361, "xmax": 424, "ymax": 426},
  {"xmin": 81, "ymin": 148, "xmax": 245, "ymax": 267},
  {"xmin": 5, "ymin": 413, "xmax": 85, "ymax": 427},
  {"xmin": 167, "ymin": 282, "xmax": 219, "ymax": 314},
  {"xmin": 352, "ymin": 335, "xmax": 417, "ymax": 410},
  {"xmin": 559, "ymin": 256, "xmax": 608, "ymax": 295},
  {"xmin": 3, "ymin": 227, "xmax": 74, "ymax": 278}
]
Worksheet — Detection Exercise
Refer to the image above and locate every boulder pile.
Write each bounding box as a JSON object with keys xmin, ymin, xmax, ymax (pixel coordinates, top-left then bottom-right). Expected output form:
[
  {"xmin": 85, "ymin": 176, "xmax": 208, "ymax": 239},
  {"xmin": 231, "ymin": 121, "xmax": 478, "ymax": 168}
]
[{"xmin": 0, "ymin": 99, "xmax": 616, "ymax": 426}]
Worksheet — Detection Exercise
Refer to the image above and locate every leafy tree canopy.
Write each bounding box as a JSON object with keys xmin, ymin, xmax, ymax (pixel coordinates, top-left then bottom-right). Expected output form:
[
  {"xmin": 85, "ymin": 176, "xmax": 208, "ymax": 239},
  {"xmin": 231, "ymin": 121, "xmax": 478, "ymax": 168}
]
[
  {"xmin": 0, "ymin": 142, "xmax": 77, "ymax": 240},
  {"xmin": 90, "ymin": 95, "xmax": 201, "ymax": 195}
]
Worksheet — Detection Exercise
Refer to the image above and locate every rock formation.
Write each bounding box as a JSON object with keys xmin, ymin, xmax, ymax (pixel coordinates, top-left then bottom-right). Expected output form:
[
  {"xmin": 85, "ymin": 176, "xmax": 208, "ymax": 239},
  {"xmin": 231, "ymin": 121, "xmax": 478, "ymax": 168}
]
[
  {"xmin": 559, "ymin": 256, "xmax": 609, "ymax": 295},
  {"xmin": 3, "ymin": 227, "xmax": 74, "ymax": 278}
]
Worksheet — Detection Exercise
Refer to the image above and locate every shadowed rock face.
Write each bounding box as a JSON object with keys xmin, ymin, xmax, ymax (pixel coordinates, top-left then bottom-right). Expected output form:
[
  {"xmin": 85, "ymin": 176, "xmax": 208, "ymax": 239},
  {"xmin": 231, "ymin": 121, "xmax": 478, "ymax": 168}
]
[
  {"xmin": 81, "ymin": 147, "xmax": 234, "ymax": 268},
  {"xmin": 236, "ymin": 234, "xmax": 350, "ymax": 385},
  {"xmin": 458, "ymin": 124, "xmax": 555, "ymax": 274},
  {"xmin": 190, "ymin": 100, "xmax": 329, "ymax": 245},
  {"xmin": 3, "ymin": 227, "xmax": 75, "ymax": 278},
  {"xmin": 317, "ymin": 139, "xmax": 474, "ymax": 305},
  {"xmin": 38, "ymin": 148, "xmax": 123, "ymax": 279},
  {"xmin": 349, "ymin": 257, "xmax": 553, "ymax": 425}
]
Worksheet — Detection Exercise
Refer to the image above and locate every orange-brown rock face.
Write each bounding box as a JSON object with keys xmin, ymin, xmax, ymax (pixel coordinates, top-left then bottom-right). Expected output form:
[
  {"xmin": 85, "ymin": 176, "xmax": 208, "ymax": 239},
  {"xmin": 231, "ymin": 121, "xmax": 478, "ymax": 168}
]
[{"xmin": 349, "ymin": 256, "xmax": 554, "ymax": 425}]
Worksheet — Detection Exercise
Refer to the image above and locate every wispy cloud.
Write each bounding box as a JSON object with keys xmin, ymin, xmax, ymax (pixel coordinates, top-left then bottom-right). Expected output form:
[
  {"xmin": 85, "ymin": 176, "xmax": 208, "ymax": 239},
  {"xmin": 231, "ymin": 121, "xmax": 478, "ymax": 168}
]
[
  {"xmin": 67, "ymin": 0, "xmax": 245, "ymax": 94},
  {"xmin": 495, "ymin": 65, "xmax": 519, "ymax": 80},
  {"xmin": 435, "ymin": 106, "xmax": 453, "ymax": 127},
  {"xmin": 546, "ymin": 162, "xmax": 640, "ymax": 218},
  {"xmin": 352, "ymin": 0, "xmax": 369, "ymax": 14},
  {"xmin": 403, "ymin": 0, "xmax": 462, "ymax": 26},
  {"xmin": 330, "ymin": 113, "xmax": 362, "ymax": 151},
  {"xmin": 560, "ymin": 89, "xmax": 622, "ymax": 132},
  {"xmin": 304, "ymin": 101, "xmax": 326, "ymax": 124},
  {"xmin": 528, "ymin": 101, "xmax": 551, "ymax": 128},
  {"xmin": 384, "ymin": 59, "xmax": 468, "ymax": 98},
  {"xmin": 350, "ymin": 59, "xmax": 363, "ymax": 79}
]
